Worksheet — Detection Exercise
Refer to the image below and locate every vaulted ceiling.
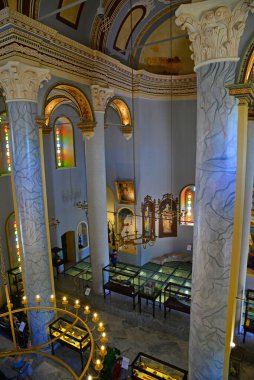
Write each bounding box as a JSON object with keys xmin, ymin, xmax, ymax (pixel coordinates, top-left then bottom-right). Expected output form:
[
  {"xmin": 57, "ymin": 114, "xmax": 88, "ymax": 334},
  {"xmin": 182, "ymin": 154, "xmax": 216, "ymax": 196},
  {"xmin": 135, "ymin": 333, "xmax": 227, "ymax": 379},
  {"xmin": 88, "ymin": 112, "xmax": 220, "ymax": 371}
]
[{"xmin": 0, "ymin": 0, "xmax": 194, "ymax": 75}]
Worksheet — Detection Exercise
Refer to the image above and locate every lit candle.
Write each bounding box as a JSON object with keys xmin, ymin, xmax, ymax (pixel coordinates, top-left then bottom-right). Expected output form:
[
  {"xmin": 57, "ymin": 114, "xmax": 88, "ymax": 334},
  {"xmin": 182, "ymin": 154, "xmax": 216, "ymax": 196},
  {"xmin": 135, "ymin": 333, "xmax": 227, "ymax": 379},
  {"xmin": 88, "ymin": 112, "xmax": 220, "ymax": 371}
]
[
  {"xmin": 92, "ymin": 312, "xmax": 99, "ymax": 323},
  {"xmin": 97, "ymin": 322, "xmax": 105, "ymax": 332},
  {"xmin": 50, "ymin": 294, "xmax": 55, "ymax": 302},
  {"xmin": 22, "ymin": 296, "xmax": 27, "ymax": 304},
  {"xmin": 100, "ymin": 332, "xmax": 108, "ymax": 344},
  {"xmin": 94, "ymin": 359, "xmax": 103, "ymax": 371},
  {"xmin": 74, "ymin": 299, "xmax": 80, "ymax": 309},
  {"xmin": 87, "ymin": 376, "xmax": 93, "ymax": 380},
  {"xmin": 84, "ymin": 305, "xmax": 90, "ymax": 315},
  {"xmin": 100, "ymin": 345, "xmax": 107, "ymax": 357},
  {"xmin": 35, "ymin": 294, "xmax": 41, "ymax": 304},
  {"xmin": 62, "ymin": 296, "xmax": 68, "ymax": 305}
]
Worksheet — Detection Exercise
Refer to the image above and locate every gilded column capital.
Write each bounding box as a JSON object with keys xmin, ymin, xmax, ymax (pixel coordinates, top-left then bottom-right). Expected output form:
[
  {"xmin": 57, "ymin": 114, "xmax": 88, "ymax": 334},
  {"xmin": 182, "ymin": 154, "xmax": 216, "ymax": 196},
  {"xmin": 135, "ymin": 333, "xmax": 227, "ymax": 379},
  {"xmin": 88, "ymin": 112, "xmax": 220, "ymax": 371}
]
[
  {"xmin": 90, "ymin": 85, "xmax": 114, "ymax": 112},
  {"xmin": 35, "ymin": 117, "xmax": 53, "ymax": 134},
  {"xmin": 175, "ymin": 0, "xmax": 254, "ymax": 70},
  {"xmin": 0, "ymin": 61, "xmax": 51, "ymax": 102}
]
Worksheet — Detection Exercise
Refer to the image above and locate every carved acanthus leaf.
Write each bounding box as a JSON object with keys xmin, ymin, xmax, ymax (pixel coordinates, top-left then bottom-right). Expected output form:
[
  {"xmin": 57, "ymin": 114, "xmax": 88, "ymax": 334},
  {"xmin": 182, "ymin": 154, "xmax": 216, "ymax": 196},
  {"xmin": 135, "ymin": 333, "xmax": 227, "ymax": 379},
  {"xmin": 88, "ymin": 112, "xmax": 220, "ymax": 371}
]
[
  {"xmin": 91, "ymin": 85, "xmax": 114, "ymax": 112},
  {"xmin": 0, "ymin": 61, "xmax": 51, "ymax": 102},
  {"xmin": 175, "ymin": 0, "xmax": 254, "ymax": 69}
]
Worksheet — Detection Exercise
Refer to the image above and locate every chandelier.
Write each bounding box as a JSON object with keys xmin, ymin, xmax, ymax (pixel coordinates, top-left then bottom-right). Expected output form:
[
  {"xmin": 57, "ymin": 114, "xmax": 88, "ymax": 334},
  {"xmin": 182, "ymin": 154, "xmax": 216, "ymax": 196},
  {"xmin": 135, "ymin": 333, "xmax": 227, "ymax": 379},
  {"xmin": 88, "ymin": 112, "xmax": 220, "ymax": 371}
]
[
  {"xmin": 0, "ymin": 245, "xmax": 107, "ymax": 380},
  {"xmin": 49, "ymin": 217, "xmax": 60, "ymax": 228}
]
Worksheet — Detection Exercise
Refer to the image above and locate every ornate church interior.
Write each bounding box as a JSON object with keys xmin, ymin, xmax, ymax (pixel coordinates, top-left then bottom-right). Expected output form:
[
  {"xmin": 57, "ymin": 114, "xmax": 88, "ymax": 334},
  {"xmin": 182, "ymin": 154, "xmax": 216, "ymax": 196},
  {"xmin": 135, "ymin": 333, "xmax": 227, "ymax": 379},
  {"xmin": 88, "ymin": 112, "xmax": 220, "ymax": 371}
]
[{"xmin": 0, "ymin": 0, "xmax": 254, "ymax": 379}]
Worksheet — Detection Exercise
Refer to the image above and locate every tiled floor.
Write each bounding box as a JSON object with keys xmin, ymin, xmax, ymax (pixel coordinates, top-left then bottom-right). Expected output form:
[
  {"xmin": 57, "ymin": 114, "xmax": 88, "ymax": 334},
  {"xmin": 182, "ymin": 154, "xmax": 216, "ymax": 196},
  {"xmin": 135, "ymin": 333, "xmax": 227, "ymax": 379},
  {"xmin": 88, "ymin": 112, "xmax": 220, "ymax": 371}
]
[{"xmin": 1, "ymin": 266, "xmax": 254, "ymax": 379}]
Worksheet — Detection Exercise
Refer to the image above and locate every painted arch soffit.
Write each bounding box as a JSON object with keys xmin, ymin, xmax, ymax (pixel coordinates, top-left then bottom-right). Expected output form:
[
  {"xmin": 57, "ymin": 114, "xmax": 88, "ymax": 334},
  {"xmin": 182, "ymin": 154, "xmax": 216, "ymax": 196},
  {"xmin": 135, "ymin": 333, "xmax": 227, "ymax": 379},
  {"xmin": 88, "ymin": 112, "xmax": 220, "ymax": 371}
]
[
  {"xmin": 106, "ymin": 98, "xmax": 132, "ymax": 127},
  {"xmin": 45, "ymin": 84, "xmax": 94, "ymax": 124}
]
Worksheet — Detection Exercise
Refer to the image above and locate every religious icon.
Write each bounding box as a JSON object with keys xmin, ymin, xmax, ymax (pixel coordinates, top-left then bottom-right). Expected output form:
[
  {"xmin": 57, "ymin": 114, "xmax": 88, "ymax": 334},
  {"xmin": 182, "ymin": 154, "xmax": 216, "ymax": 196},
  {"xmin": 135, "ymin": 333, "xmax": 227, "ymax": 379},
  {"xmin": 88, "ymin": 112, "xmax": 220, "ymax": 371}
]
[
  {"xmin": 158, "ymin": 193, "xmax": 178, "ymax": 238},
  {"xmin": 115, "ymin": 180, "xmax": 135, "ymax": 204},
  {"xmin": 142, "ymin": 195, "xmax": 156, "ymax": 239}
]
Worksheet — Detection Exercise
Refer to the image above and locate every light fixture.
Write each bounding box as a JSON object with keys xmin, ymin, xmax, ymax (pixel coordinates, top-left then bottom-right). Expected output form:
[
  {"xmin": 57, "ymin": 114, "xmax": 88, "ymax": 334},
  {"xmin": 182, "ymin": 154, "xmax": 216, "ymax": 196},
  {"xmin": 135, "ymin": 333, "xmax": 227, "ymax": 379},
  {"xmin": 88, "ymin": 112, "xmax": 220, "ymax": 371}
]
[
  {"xmin": 74, "ymin": 200, "xmax": 88, "ymax": 218},
  {"xmin": 48, "ymin": 217, "xmax": 60, "ymax": 228}
]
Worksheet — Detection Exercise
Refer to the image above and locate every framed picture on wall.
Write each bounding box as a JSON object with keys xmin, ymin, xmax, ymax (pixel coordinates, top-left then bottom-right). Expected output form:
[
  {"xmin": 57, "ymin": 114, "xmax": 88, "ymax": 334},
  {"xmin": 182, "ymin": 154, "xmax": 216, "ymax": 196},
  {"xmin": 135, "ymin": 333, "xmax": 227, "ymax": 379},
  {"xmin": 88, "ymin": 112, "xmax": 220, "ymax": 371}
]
[
  {"xmin": 158, "ymin": 193, "xmax": 178, "ymax": 238},
  {"xmin": 115, "ymin": 180, "xmax": 135, "ymax": 204},
  {"xmin": 117, "ymin": 207, "xmax": 136, "ymax": 254}
]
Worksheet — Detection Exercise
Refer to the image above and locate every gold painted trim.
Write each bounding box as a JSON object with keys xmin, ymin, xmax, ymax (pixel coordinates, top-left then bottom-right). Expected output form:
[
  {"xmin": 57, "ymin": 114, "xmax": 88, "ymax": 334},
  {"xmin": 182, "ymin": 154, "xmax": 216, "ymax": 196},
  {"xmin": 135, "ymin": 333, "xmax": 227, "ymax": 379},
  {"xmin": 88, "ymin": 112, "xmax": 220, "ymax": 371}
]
[{"xmin": 224, "ymin": 99, "xmax": 249, "ymax": 380}]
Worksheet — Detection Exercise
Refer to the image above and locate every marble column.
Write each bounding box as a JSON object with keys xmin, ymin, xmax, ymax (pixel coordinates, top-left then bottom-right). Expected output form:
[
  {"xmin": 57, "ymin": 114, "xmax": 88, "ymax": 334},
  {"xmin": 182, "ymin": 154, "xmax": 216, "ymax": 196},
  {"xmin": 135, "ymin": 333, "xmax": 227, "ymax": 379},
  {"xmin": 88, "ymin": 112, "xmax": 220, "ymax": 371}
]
[
  {"xmin": 81, "ymin": 84, "xmax": 114, "ymax": 294},
  {"xmin": 0, "ymin": 61, "xmax": 53, "ymax": 346},
  {"xmin": 176, "ymin": 1, "xmax": 254, "ymax": 379}
]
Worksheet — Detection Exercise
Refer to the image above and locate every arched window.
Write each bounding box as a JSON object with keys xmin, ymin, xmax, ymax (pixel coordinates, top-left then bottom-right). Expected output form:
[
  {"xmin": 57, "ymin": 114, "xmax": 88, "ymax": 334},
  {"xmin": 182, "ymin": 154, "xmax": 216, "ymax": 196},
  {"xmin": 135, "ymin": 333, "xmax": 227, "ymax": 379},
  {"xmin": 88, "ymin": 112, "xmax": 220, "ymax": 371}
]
[
  {"xmin": 179, "ymin": 185, "xmax": 195, "ymax": 225},
  {"xmin": 54, "ymin": 116, "xmax": 75, "ymax": 169},
  {"xmin": 0, "ymin": 112, "xmax": 11, "ymax": 175},
  {"xmin": 5, "ymin": 212, "xmax": 20, "ymax": 268},
  {"xmin": 77, "ymin": 221, "xmax": 89, "ymax": 250}
]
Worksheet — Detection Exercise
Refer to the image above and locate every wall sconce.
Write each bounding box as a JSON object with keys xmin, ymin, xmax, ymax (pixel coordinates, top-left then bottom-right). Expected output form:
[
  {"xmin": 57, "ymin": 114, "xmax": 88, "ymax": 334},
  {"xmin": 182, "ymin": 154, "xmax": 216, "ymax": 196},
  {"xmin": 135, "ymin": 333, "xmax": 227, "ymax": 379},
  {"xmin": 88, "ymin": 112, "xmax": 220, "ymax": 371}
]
[
  {"xmin": 74, "ymin": 201, "xmax": 88, "ymax": 218},
  {"xmin": 49, "ymin": 218, "xmax": 60, "ymax": 228}
]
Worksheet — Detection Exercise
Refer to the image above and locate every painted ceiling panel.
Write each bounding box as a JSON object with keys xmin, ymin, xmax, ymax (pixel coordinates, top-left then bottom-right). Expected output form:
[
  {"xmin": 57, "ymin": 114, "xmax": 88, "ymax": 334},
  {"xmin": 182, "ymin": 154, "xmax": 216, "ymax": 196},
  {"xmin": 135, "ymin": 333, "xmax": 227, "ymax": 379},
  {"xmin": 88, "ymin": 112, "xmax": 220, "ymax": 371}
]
[{"xmin": 56, "ymin": 0, "xmax": 85, "ymax": 28}]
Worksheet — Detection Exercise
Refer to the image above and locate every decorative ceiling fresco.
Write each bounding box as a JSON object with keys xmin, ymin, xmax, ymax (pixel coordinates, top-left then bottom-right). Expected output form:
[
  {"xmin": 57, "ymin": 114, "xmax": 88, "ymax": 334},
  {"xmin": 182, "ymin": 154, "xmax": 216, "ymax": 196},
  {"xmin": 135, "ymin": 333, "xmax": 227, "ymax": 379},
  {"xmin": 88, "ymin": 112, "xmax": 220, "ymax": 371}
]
[{"xmin": 1, "ymin": 0, "xmax": 194, "ymax": 75}]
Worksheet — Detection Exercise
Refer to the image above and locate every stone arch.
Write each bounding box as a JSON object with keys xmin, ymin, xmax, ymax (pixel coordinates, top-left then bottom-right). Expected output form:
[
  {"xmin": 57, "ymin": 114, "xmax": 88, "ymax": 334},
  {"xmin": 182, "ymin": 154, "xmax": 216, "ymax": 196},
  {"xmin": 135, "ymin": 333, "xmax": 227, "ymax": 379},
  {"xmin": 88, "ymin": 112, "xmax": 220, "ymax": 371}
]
[{"xmin": 43, "ymin": 83, "xmax": 95, "ymax": 126}]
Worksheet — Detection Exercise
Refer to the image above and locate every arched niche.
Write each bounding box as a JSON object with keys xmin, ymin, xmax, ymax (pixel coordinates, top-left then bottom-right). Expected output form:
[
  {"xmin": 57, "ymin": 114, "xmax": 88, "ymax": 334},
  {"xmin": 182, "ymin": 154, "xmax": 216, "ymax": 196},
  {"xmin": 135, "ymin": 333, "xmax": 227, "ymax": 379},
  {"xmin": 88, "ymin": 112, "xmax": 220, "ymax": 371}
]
[
  {"xmin": 77, "ymin": 221, "xmax": 89, "ymax": 251},
  {"xmin": 117, "ymin": 206, "xmax": 136, "ymax": 254}
]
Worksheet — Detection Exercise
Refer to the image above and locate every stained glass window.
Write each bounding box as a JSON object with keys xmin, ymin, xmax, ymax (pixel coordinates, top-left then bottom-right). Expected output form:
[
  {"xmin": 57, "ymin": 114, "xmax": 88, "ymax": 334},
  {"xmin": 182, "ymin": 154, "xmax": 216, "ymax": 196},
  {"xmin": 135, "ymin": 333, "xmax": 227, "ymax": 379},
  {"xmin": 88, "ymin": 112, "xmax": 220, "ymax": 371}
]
[
  {"xmin": 54, "ymin": 116, "xmax": 75, "ymax": 169},
  {"xmin": 6, "ymin": 212, "xmax": 20, "ymax": 268},
  {"xmin": 0, "ymin": 113, "xmax": 11, "ymax": 175},
  {"xmin": 179, "ymin": 185, "xmax": 195, "ymax": 225}
]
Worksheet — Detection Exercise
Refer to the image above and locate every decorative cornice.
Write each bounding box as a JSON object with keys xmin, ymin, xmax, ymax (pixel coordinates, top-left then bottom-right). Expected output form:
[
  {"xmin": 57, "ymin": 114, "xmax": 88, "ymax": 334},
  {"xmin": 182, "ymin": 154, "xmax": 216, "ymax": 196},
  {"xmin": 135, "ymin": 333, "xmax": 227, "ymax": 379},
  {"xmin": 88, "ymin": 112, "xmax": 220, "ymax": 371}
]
[
  {"xmin": 175, "ymin": 0, "xmax": 254, "ymax": 70},
  {"xmin": 0, "ymin": 7, "xmax": 197, "ymax": 100},
  {"xmin": 91, "ymin": 85, "xmax": 114, "ymax": 112},
  {"xmin": 0, "ymin": 61, "xmax": 51, "ymax": 102}
]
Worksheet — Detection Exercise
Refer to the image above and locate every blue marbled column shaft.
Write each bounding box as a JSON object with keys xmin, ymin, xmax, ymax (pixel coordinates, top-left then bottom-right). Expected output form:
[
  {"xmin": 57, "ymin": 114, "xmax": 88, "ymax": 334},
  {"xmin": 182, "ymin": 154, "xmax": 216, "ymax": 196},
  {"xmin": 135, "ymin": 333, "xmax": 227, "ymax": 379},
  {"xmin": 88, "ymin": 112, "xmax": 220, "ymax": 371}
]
[
  {"xmin": 189, "ymin": 62, "xmax": 238, "ymax": 380},
  {"xmin": 8, "ymin": 101, "xmax": 53, "ymax": 346}
]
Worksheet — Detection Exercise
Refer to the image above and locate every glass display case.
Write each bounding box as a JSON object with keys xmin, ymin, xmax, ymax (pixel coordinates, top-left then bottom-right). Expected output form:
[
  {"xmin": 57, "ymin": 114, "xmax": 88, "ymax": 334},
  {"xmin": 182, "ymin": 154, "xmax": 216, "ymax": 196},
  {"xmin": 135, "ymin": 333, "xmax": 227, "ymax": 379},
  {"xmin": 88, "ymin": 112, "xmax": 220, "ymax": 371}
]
[
  {"xmin": 102, "ymin": 262, "xmax": 140, "ymax": 309},
  {"xmin": 138, "ymin": 280, "xmax": 162, "ymax": 318},
  {"xmin": 131, "ymin": 352, "xmax": 188, "ymax": 380},
  {"xmin": 49, "ymin": 317, "xmax": 90, "ymax": 369},
  {"xmin": 164, "ymin": 283, "xmax": 191, "ymax": 317},
  {"xmin": 7, "ymin": 266, "xmax": 23, "ymax": 301},
  {"xmin": 243, "ymin": 289, "xmax": 254, "ymax": 342}
]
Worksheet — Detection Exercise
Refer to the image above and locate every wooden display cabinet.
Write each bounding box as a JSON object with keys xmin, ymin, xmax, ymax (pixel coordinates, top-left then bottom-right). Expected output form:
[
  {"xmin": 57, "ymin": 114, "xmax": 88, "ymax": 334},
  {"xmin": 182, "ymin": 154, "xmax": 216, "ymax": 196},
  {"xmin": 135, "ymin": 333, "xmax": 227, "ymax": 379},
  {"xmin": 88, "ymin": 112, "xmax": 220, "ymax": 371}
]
[
  {"xmin": 102, "ymin": 262, "xmax": 140, "ymax": 309},
  {"xmin": 243, "ymin": 289, "xmax": 254, "ymax": 343},
  {"xmin": 131, "ymin": 352, "xmax": 188, "ymax": 380},
  {"xmin": 49, "ymin": 317, "xmax": 90, "ymax": 369}
]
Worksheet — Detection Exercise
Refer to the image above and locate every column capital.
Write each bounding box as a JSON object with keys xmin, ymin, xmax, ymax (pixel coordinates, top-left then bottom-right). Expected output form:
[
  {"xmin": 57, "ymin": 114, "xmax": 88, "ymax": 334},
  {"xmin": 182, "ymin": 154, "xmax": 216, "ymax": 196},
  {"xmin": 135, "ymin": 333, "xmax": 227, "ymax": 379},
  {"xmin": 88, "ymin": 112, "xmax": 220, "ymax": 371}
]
[
  {"xmin": 90, "ymin": 84, "xmax": 114, "ymax": 112},
  {"xmin": 0, "ymin": 61, "xmax": 51, "ymax": 102},
  {"xmin": 175, "ymin": 0, "xmax": 254, "ymax": 70},
  {"xmin": 227, "ymin": 83, "xmax": 254, "ymax": 103},
  {"xmin": 35, "ymin": 117, "xmax": 53, "ymax": 135},
  {"xmin": 77, "ymin": 119, "xmax": 97, "ymax": 140}
]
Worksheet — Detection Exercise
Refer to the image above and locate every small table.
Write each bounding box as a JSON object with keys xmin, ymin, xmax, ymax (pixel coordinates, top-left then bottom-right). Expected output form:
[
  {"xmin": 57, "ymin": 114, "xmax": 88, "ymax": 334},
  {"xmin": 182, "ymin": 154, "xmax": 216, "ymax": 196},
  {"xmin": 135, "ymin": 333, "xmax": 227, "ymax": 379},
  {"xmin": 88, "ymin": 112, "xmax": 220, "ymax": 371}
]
[{"xmin": 138, "ymin": 287, "xmax": 162, "ymax": 318}]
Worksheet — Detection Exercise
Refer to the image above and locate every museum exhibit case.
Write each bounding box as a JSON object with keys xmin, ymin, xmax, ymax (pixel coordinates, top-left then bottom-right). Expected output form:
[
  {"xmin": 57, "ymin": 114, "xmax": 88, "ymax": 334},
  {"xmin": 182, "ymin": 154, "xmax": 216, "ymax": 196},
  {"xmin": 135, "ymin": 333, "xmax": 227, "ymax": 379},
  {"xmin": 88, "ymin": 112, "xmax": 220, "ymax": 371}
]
[
  {"xmin": 102, "ymin": 262, "xmax": 140, "ymax": 309},
  {"xmin": 163, "ymin": 282, "xmax": 191, "ymax": 317},
  {"xmin": 243, "ymin": 288, "xmax": 254, "ymax": 342},
  {"xmin": 131, "ymin": 352, "xmax": 188, "ymax": 380},
  {"xmin": 138, "ymin": 280, "xmax": 162, "ymax": 318},
  {"xmin": 7, "ymin": 266, "xmax": 23, "ymax": 302},
  {"xmin": 49, "ymin": 316, "xmax": 91, "ymax": 369}
]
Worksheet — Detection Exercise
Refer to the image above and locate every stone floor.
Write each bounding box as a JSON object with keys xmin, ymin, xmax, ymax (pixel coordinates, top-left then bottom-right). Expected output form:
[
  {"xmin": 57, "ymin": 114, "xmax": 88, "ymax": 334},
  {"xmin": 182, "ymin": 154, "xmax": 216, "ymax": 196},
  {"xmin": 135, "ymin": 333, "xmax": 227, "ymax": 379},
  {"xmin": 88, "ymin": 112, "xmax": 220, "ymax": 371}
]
[{"xmin": 1, "ymin": 272, "xmax": 254, "ymax": 379}]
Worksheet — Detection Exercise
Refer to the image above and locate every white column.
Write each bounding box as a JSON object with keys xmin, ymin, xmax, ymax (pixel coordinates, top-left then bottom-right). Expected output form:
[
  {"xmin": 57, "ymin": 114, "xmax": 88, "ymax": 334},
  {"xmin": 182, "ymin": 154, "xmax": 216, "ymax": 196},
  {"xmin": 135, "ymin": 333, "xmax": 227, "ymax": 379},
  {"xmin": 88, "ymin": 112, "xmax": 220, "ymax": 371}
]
[
  {"xmin": 85, "ymin": 85, "xmax": 114, "ymax": 294},
  {"xmin": 176, "ymin": 1, "xmax": 254, "ymax": 379}
]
